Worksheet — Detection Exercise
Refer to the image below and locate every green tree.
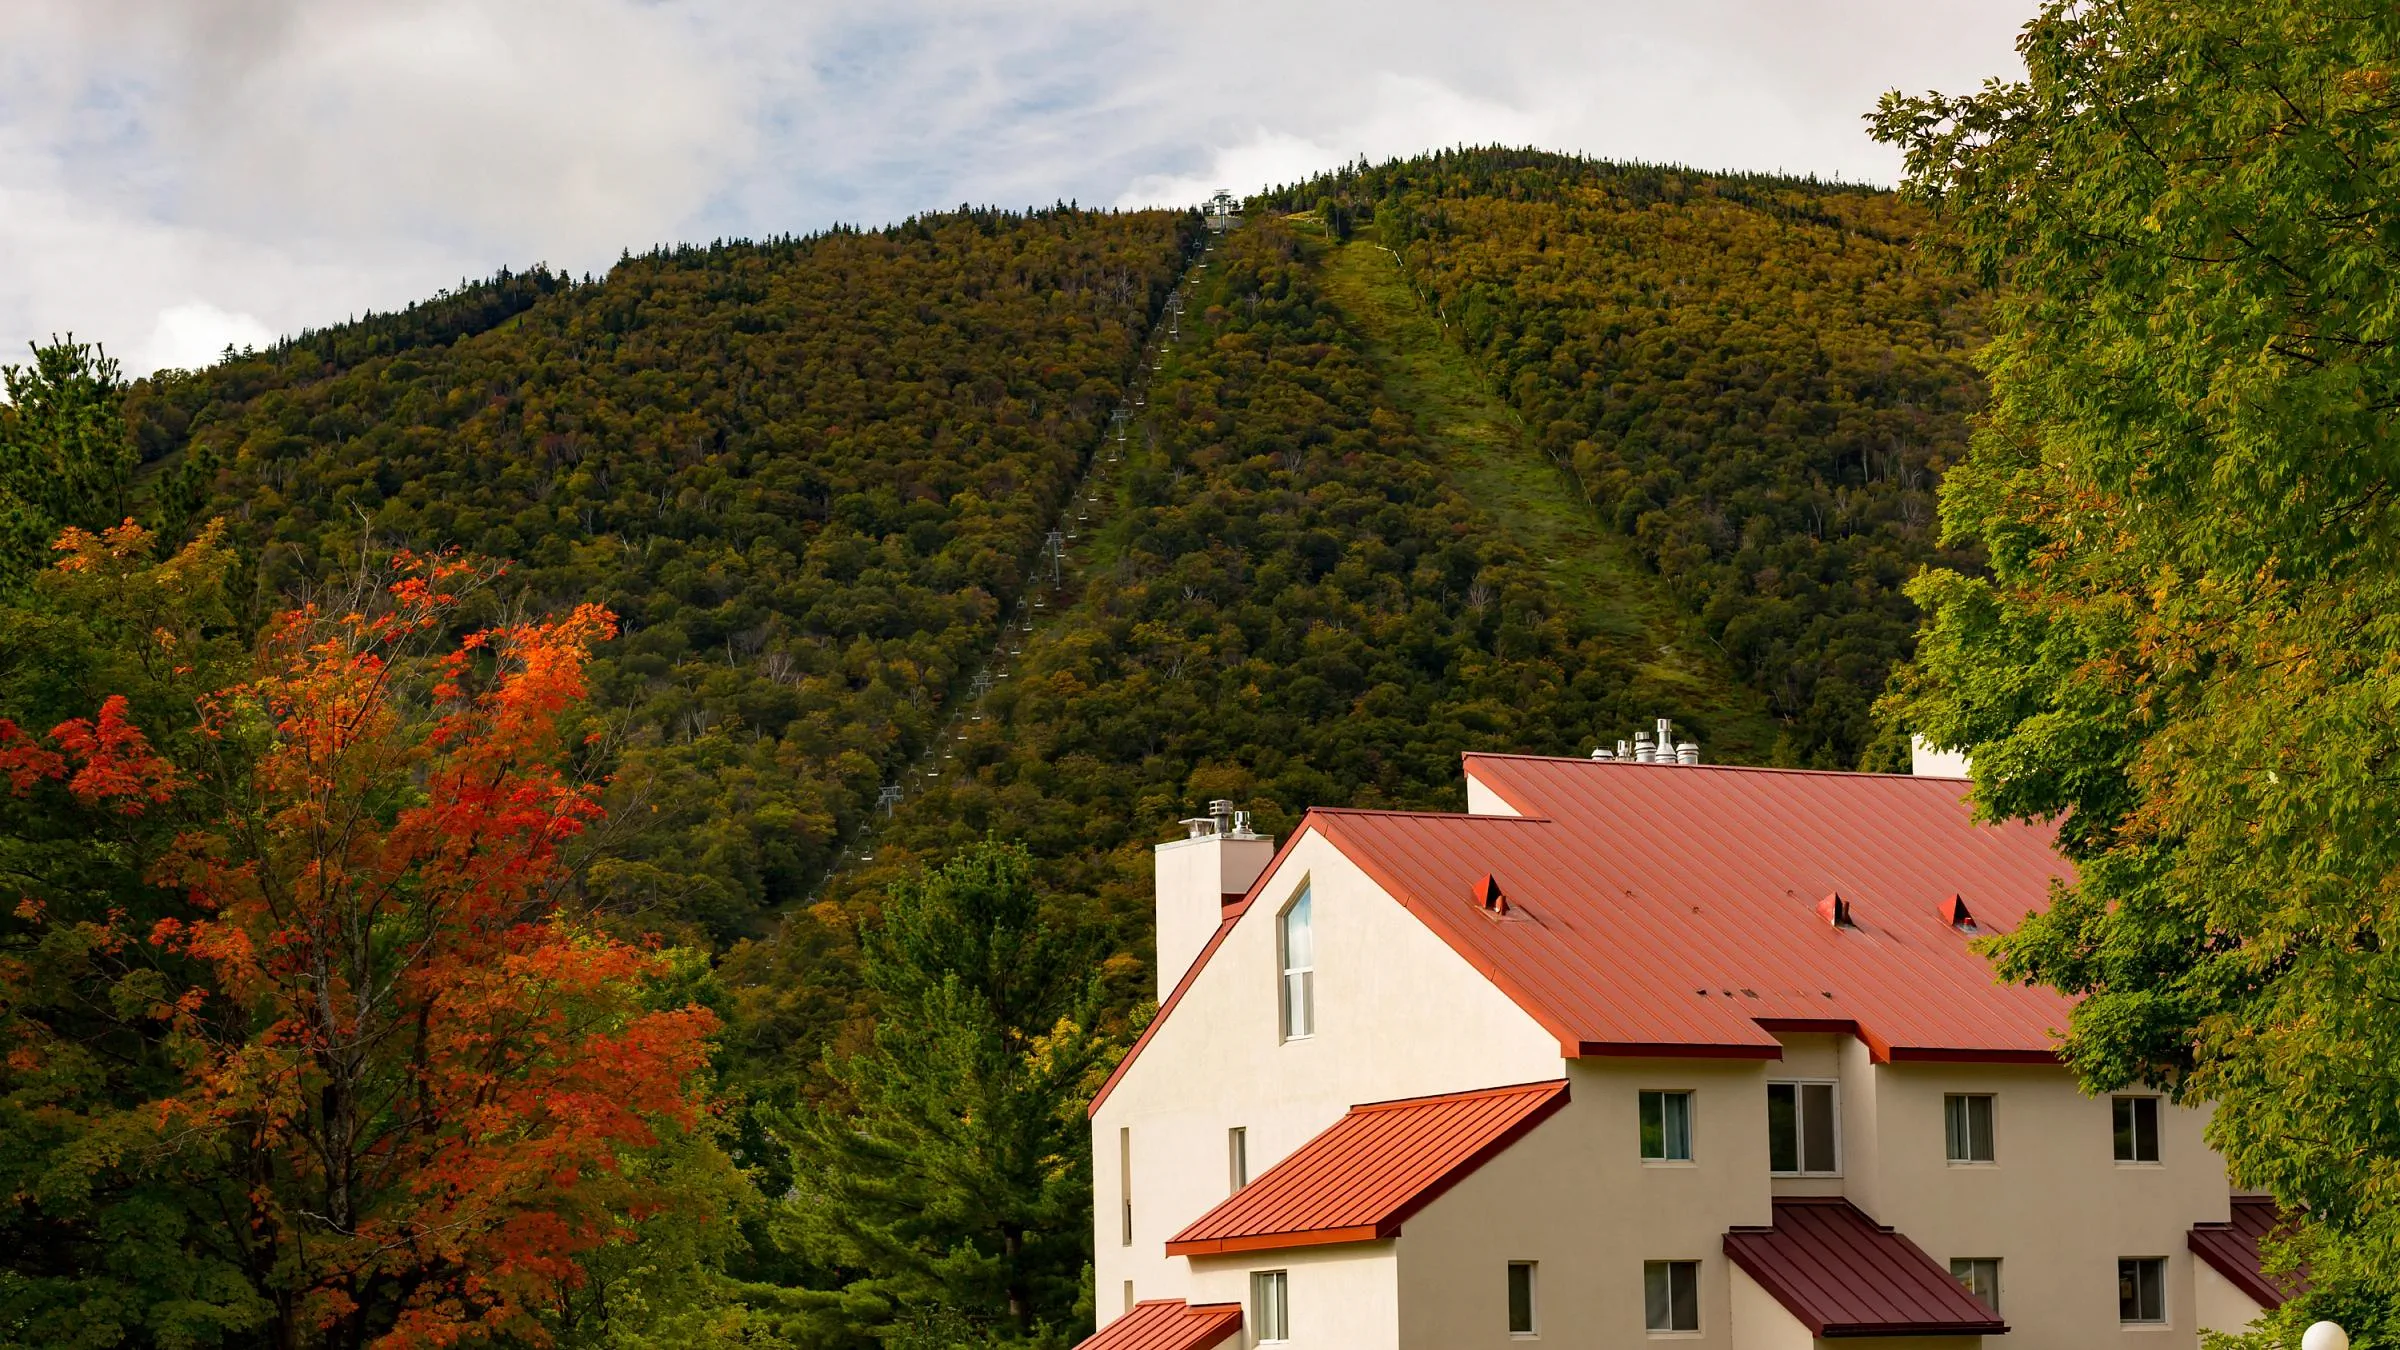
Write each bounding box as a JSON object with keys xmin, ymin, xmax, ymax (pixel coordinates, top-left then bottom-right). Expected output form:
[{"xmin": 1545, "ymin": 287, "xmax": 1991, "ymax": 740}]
[
  {"xmin": 0, "ymin": 339, "xmax": 137, "ymax": 585},
  {"xmin": 779, "ymin": 841, "xmax": 1109, "ymax": 1346},
  {"xmin": 1872, "ymin": 3, "xmax": 2400, "ymax": 1341}
]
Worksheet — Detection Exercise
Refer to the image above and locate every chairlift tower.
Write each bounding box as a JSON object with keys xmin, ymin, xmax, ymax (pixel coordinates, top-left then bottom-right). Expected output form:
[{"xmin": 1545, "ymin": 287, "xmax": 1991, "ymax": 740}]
[
  {"xmin": 1045, "ymin": 529, "xmax": 1066, "ymax": 585},
  {"xmin": 876, "ymin": 783, "xmax": 903, "ymax": 817},
  {"xmin": 970, "ymin": 670, "xmax": 994, "ymax": 699}
]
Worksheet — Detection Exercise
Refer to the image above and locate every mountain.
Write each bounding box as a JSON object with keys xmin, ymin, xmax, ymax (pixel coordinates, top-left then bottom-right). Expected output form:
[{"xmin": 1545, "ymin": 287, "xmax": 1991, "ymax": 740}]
[{"xmin": 114, "ymin": 153, "xmax": 1983, "ymax": 1067}]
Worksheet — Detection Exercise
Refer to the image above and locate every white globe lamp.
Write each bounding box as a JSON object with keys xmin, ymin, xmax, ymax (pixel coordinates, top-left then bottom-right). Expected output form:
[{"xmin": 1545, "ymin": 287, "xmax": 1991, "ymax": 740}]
[{"xmin": 2302, "ymin": 1322, "xmax": 2349, "ymax": 1350}]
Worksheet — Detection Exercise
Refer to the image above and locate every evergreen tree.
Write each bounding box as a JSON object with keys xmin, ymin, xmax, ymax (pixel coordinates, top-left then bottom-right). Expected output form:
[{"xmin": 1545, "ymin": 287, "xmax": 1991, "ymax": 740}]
[
  {"xmin": 0, "ymin": 339, "xmax": 137, "ymax": 586},
  {"xmin": 779, "ymin": 841, "xmax": 1110, "ymax": 1346}
]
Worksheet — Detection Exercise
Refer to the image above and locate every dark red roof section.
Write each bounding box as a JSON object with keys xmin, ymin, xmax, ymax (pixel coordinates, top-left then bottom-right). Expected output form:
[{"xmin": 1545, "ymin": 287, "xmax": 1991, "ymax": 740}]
[
  {"xmin": 1165, "ymin": 1080, "xmax": 1568, "ymax": 1256},
  {"xmin": 2189, "ymin": 1196, "xmax": 2306, "ymax": 1309},
  {"xmin": 1725, "ymin": 1197, "xmax": 2007, "ymax": 1337},
  {"xmin": 1320, "ymin": 754, "xmax": 2077, "ymax": 1059},
  {"xmin": 1073, "ymin": 1300, "xmax": 1242, "ymax": 1350}
]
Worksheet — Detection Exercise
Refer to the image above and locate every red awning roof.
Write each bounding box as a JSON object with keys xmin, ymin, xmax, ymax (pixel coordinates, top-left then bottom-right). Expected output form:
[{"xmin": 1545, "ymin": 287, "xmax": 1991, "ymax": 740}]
[
  {"xmin": 2189, "ymin": 1196, "xmax": 2306, "ymax": 1309},
  {"xmin": 1165, "ymin": 1080, "xmax": 1568, "ymax": 1256},
  {"xmin": 1073, "ymin": 1300, "xmax": 1242, "ymax": 1350},
  {"xmin": 1725, "ymin": 1197, "xmax": 2007, "ymax": 1337}
]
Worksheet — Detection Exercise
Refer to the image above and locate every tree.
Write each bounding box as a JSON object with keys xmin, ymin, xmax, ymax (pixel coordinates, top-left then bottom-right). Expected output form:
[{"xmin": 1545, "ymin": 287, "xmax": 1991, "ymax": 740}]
[
  {"xmin": 0, "ymin": 528, "xmax": 723, "ymax": 1349},
  {"xmin": 0, "ymin": 339, "xmax": 138, "ymax": 586},
  {"xmin": 1871, "ymin": 3, "xmax": 2400, "ymax": 1341},
  {"xmin": 779, "ymin": 841, "xmax": 1110, "ymax": 1346}
]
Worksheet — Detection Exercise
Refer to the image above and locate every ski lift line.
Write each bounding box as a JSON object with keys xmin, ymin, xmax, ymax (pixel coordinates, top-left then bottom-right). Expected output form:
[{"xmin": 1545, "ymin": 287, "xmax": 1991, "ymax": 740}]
[{"xmin": 810, "ymin": 244, "xmax": 1209, "ymax": 893}]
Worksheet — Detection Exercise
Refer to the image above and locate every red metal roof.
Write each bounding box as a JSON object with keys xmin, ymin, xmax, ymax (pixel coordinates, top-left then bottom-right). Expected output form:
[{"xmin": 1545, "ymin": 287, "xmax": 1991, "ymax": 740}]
[
  {"xmin": 1724, "ymin": 1197, "xmax": 2007, "ymax": 1337},
  {"xmin": 1325, "ymin": 755, "xmax": 2078, "ymax": 1059},
  {"xmin": 1089, "ymin": 758, "xmax": 2076, "ymax": 1117},
  {"xmin": 1073, "ymin": 1300, "xmax": 1242, "ymax": 1350},
  {"xmin": 1165, "ymin": 1080, "xmax": 1569, "ymax": 1256},
  {"xmin": 2189, "ymin": 1196, "xmax": 2306, "ymax": 1309}
]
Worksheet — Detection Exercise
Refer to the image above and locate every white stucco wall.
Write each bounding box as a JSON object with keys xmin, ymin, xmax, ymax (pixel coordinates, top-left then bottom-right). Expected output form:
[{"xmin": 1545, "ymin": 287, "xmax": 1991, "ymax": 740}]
[
  {"xmin": 1464, "ymin": 774, "xmax": 1522, "ymax": 816},
  {"xmin": 1090, "ymin": 828, "xmax": 1563, "ymax": 1328},
  {"xmin": 1153, "ymin": 832, "xmax": 1278, "ymax": 999},
  {"xmin": 1395, "ymin": 1058, "xmax": 1774, "ymax": 1350},
  {"xmin": 2192, "ymin": 1257, "xmax": 2269, "ymax": 1339},
  {"xmin": 1187, "ymin": 1245, "xmax": 1400, "ymax": 1349}
]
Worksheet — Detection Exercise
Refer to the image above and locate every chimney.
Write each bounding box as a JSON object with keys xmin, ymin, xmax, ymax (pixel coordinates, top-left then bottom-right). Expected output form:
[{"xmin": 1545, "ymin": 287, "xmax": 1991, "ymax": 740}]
[{"xmin": 1154, "ymin": 803, "xmax": 1276, "ymax": 999}]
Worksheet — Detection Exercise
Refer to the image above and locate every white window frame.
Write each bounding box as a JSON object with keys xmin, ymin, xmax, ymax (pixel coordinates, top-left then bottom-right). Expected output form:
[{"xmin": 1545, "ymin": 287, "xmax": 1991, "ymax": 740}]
[
  {"xmin": 1251, "ymin": 1269, "xmax": 1290, "ymax": 1343},
  {"xmin": 1767, "ymin": 1079, "xmax": 1841, "ymax": 1176},
  {"xmin": 1640, "ymin": 1089, "xmax": 1695, "ymax": 1163},
  {"xmin": 1278, "ymin": 886, "xmax": 1314, "ymax": 1041},
  {"xmin": 1643, "ymin": 1259, "xmax": 1701, "ymax": 1336},
  {"xmin": 1228, "ymin": 1126, "xmax": 1249, "ymax": 1192},
  {"xmin": 2117, "ymin": 1256, "xmax": 2168, "ymax": 1325},
  {"xmin": 2113, "ymin": 1095, "xmax": 2162, "ymax": 1165},
  {"xmin": 1944, "ymin": 1093, "xmax": 1997, "ymax": 1165},
  {"xmin": 1507, "ymin": 1260, "xmax": 1538, "ymax": 1337},
  {"xmin": 1950, "ymin": 1257, "xmax": 2001, "ymax": 1312}
]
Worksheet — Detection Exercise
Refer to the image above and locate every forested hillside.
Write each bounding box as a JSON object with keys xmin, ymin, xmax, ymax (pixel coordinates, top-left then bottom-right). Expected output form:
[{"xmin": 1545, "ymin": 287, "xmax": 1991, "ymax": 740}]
[
  {"xmin": 0, "ymin": 162, "xmax": 1990, "ymax": 1346},
  {"xmin": 1271, "ymin": 150, "xmax": 1987, "ymax": 766},
  {"xmin": 128, "ymin": 208, "xmax": 1200, "ymax": 945}
]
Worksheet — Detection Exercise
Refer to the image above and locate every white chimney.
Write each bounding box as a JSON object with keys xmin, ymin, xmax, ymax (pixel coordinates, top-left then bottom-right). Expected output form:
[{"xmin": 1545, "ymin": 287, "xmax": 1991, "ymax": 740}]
[
  {"xmin": 1153, "ymin": 801, "xmax": 1276, "ymax": 999},
  {"xmin": 1911, "ymin": 735, "xmax": 1972, "ymax": 778}
]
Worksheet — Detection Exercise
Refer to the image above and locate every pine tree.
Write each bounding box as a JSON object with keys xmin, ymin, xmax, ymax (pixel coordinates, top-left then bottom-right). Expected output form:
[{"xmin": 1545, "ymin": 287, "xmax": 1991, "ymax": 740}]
[
  {"xmin": 780, "ymin": 841, "xmax": 1110, "ymax": 1346},
  {"xmin": 0, "ymin": 339, "xmax": 137, "ymax": 586}
]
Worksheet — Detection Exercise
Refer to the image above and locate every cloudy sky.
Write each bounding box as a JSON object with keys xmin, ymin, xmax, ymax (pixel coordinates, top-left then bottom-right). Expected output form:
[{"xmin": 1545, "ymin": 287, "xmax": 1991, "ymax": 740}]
[{"xmin": 0, "ymin": 1, "xmax": 2034, "ymax": 376}]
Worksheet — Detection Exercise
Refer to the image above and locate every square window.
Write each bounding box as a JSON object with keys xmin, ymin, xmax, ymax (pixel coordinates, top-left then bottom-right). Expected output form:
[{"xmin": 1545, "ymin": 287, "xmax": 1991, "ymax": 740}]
[
  {"xmin": 1945, "ymin": 1094, "xmax": 1996, "ymax": 1163},
  {"xmin": 1950, "ymin": 1257, "xmax": 2001, "ymax": 1312},
  {"xmin": 1507, "ymin": 1261, "xmax": 1537, "ymax": 1335},
  {"xmin": 1252, "ymin": 1269, "xmax": 1289, "ymax": 1341},
  {"xmin": 2118, "ymin": 1257, "xmax": 2166, "ymax": 1324},
  {"xmin": 1767, "ymin": 1081, "xmax": 1839, "ymax": 1175},
  {"xmin": 1640, "ymin": 1090, "xmax": 1694, "ymax": 1161},
  {"xmin": 2114, "ymin": 1096, "xmax": 2161, "ymax": 1163},
  {"xmin": 1643, "ymin": 1260, "xmax": 1700, "ymax": 1333}
]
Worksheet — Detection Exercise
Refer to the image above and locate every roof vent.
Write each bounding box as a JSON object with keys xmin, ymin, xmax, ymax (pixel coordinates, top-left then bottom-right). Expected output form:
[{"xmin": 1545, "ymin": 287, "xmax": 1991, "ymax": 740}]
[
  {"xmin": 1593, "ymin": 719, "xmax": 1699, "ymax": 764},
  {"xmin": 1179, "ymin": 799, "xmax": 1259, "ymax": 839},
  {"xmin": 1476, "ymin": 873, "xmax": 1509, "ymax": 916},
  {"xmin": 1817, "ymin": 892, "xmax": 1856, "ymax": 929},
  {"xmin": 1940, "ymin": 894, "xmax": 1978, "ymax": 934}
]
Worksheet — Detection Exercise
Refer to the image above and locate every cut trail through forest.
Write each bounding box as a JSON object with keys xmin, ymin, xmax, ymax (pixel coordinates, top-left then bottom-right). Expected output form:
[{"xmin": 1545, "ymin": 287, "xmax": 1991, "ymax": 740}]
[{"xmin": 1314, "ymin": 233, "xmax": 1781, "ymax": 760}]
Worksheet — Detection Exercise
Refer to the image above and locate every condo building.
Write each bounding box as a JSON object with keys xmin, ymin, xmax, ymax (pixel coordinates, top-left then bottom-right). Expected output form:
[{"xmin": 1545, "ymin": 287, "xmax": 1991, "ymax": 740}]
[{"xmin": 1077, "ymin": 747, "xmax": 2296, "ymax": 1349}]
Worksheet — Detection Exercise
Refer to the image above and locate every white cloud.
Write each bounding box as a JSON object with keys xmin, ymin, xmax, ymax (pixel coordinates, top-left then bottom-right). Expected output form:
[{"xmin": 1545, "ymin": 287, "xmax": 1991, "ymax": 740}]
[
  {"xmin": 0, "ymin": 0, "xmax": 2038, "ymax": 376},
  {"xmin": 141, "ymin": 302, "xmax": 279, "ymax": 374}
]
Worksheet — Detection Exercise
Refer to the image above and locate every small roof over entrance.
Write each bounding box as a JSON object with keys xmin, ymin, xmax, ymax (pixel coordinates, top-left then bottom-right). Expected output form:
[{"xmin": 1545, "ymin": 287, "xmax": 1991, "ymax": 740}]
[
  {"xmin": 1074, "ymin": 1299, "xmax": 1242, "ymax": 1350},
  {"xmin": 1166, "ymin": 1079, "xmax": 1569, "ymax": 1256},
  {"xmin": 2189, "ymin": 1196, "xmax": 2306, "ymax": 1309},
  {"xmin": 1724, "ymin": 1197, "xmax": 2007, "ymax": 1337}
]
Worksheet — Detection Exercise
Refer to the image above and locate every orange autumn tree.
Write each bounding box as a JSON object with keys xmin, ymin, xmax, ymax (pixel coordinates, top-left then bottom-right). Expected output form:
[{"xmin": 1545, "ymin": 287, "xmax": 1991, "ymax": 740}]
[{"xmin": 2, "ymin": 529, "xmax": 718, "ymax": 1350}]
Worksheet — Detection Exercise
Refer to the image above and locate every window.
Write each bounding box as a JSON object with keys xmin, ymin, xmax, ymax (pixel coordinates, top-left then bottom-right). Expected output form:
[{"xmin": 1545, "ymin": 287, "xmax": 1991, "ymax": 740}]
[
  {"xmin": 1507, "ymin": 1261, "xmax": 1537, "ymax": 1335},
  {"xmin": 1643, "ymin": 1260, "xmax": 1700, "ymax": 1334},
  {"xmin": 1641, "ymin": 1090, "xmax": 1694, "ymax": 1162},
  {"xmin": 1228, "ymin": 1127, "xmax": 1249, "ymax": 1192},
  {"xmin": 1767, "ymin": 1081, "xmax": 1839, "ymax": 1174},
  {"xmin": 1123, "ymin": 1280, "xmax": 1135, "ymax": 1315},
  {"xmin": 1945, "ymin": 1094, "xmax": 1996, "ymax": 1163},
  {"xmin": 1118, "ymin": 1127, "xmax": 1132, "ymax": 1246},
  {"xmin": 1950, "ymin": 1258, "xmax": 2001, "ymax": 1311},
  {"xmin": 1251, "ymin": 1270, "xmax": 1290, "ymax": 1342},
  {"xmin": 2118, "ymin": 1257, "xmax": 2166, "ymax": 1324},
  {"xmin": 1279, "ymin": 890, "xmax": 1314, "ymax": 1040},
  {"xmin": 2114, "ymin": 1096, "xmax": 2161, "ymax": 1163}
]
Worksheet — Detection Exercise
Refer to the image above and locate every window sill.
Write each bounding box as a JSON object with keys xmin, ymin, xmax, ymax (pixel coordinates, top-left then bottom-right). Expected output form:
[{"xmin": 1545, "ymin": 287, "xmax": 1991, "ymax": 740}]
[
  {"xmin": 1641, "ymin": 1159, "xmax": 1697, "ymax": 1169},
  {"xmin": 1644, "ymin": 1331, "xmax": 1703, "ymax": 1340},
  {"xmin": 2114, "ymin": 1160, "xmax": 2164, "ymax": 1169},
  {"xmin": 1945, "ymin": 1160, "xmax": 1999, "ymax": 1169},
  {"xmin": 1769, "ymin": 1172, "xmax": 1843, "ymax": 1180}
]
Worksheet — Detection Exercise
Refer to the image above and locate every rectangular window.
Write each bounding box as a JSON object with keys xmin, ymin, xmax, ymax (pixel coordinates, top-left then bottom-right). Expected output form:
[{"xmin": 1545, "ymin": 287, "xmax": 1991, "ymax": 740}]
[
  {"xmin": 2118, "ymin": 1257, "xmax": 2166, "ymax": 1324},
  {"xmin": 1950, "ymin": 1258, "xmax": 2001, "ymax": 1312},
  {"xmin": 1640, "ymin": 1090, "xmax": 1694, "ymax": 1162},
  {"xmin": 1767, "ymin": 1081, "xmax": 1839, "ymax": 1174},
  {"xmin": 1507, "ymin": 1261, "xmax": 1537, "ymax": 1335},
  {"xmin": 1123, "ymin": 1280, "xmax": 1135, "ymax": 1315},
  {"xmin": 1945, "ymin": 1094, "xmax": 1996, "ymax": 1163},
  {"xmin": 1229, "ymin": 1127, "xmax": 1249, "ymax": 1192},
  {"xmin": 1644, "ymin": 1260, "xmax": 1700, "ymax": 1333},
  {"xmin": 1280, "ymin": 890, "xmax": 1314, "ymax": 1040},
  {"xmin": 1118, "ymin": 1127, "xmax": 1132, "ymax": 1246},
  {"xmin": 2114, "ymin": 1096, "xmax": 2161, "ymax": 1163},
  {"xmin": 1252, "ymin": 1270, "xmax": 1290, "ymax": 1342}
]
